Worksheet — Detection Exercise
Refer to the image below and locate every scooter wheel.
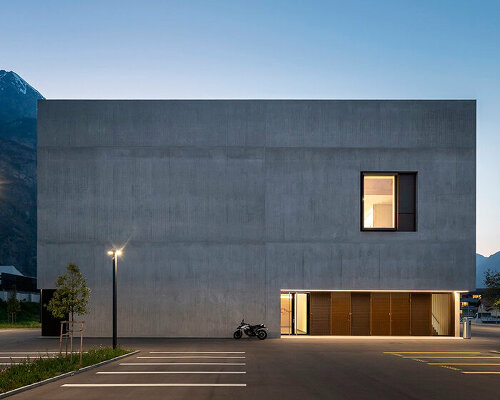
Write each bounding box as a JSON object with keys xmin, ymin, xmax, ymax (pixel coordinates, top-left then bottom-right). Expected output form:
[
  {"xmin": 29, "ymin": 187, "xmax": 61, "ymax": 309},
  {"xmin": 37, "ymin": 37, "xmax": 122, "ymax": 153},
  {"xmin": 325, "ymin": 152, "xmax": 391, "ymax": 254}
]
[
  {"xmin": 233, "ymin": 330, "xmax": 242, "ymax": 339},
  {"xmin": 257, "ymin": 330, "xmax": 267, "ymax": 340}
]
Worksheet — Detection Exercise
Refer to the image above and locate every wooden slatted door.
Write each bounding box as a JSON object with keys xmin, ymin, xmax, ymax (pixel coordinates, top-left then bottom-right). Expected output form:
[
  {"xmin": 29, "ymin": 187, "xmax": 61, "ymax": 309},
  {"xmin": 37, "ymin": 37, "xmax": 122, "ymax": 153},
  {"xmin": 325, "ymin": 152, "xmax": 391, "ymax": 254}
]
[
  {"xmin": 351, "ymin": 293, "xmax": 370, "ymax": 336},
  {"xmin": 309, "ymin": 292, "xmax": 331, "ymax": 335},
  {"xmin": 331, "ymin": 292, "xmax": 351, "ymax": 335},
  {"xmin": 390, "ymin": 292, "xmax": 410, "ymax": 336},
  {"xmin": 371, "ymin": 292, "xmax": 391, "ymax": 335},
  {"xmin": 411, "ymin": 293, "xmax": 432, "ymax": 336}
]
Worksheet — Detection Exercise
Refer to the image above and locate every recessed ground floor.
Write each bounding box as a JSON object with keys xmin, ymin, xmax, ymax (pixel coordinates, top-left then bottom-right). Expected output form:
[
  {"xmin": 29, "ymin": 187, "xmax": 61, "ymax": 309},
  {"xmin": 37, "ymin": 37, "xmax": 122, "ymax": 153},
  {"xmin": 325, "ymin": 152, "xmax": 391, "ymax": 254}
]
[{"xmin": 281, "ymin": 291, "xmax": 460, "ymax": 337}]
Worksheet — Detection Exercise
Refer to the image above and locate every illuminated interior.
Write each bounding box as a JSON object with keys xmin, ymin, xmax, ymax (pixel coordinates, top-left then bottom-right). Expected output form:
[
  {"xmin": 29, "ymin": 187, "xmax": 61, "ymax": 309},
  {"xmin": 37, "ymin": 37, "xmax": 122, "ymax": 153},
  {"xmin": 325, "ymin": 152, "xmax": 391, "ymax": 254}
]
[
  {"xmin": 294, "ymin": 293, "xmax": 308, "ymax": 335},
  {"xmin": 281, "ymin": 292, "xmax": 308, "ymax": 335},
  {"xmin": 432, "ymin": 293, "xmax": 452, "ymax": 336},
  {"xmin": 281, "ymin": 290, "xmax": 458, "ymax": 336},
  {"xmin": 363, "ymin": 175, "xmax": 395, "ymax": 229},
  {"xmin": 280, "ymin": 293, "xmax": 292, "ymax": 334}
]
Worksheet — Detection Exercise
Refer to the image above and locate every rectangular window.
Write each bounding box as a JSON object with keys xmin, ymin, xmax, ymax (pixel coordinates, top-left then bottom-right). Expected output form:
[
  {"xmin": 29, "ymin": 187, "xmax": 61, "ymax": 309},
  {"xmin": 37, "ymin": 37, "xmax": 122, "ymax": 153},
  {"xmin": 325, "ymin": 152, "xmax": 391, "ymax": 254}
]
[
  {"xmin": 361, "ymin": 172, "xmax": 417, "ymax": 231},
  {"xmin": 362, "ymin": 174, "xmax": 396, "ymax": 229}
]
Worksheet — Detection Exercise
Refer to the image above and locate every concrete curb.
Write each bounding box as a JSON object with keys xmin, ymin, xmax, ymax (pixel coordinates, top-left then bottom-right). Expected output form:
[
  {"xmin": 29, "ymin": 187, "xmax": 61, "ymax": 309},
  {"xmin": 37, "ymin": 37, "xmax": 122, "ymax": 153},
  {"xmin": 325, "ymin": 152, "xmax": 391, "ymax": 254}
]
[{"xmin": 0, "ymin": 350, "xmax": 139, "ymax": 399}]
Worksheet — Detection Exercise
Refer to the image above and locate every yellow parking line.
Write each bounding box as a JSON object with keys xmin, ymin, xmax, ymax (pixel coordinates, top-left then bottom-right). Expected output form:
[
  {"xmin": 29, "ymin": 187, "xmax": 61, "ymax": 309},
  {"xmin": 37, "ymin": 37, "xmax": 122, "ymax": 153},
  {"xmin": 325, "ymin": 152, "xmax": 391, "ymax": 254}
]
[
  {"xmin": 440, "ymin": 366, "xmax": 461, "ymax": 371},
  {"xmin": 428, "ymin": 363, "xmax": 500, "ymax": 366},
  {"xmin": 462, "ymin": 371, "xmax": 500, "ymax": 374}
]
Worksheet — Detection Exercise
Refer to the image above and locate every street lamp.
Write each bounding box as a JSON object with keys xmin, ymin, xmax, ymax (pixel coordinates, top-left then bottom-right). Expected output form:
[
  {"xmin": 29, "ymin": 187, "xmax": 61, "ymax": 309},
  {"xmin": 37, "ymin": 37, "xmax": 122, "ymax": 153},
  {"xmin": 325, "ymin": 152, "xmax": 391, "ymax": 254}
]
[{"xmin": 107, "ymin": 249, "xmax": 122, "ymax": 349}]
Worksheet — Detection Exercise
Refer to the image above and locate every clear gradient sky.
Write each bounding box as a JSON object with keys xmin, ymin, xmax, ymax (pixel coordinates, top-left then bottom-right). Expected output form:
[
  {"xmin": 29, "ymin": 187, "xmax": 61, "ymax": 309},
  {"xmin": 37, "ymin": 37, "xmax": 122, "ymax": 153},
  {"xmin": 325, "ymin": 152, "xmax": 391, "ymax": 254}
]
[{"xmin": 2, "ymin": 1, "xmax": 499, "ymax": 255}]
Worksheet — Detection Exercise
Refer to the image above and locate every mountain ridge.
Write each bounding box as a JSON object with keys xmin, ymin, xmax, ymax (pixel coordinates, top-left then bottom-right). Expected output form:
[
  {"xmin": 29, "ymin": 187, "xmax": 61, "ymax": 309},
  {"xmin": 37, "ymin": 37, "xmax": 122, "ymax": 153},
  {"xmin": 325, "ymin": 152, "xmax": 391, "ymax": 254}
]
[
  {"xmin": 0, "ymin": 70, "xmax": 40, "ymax": 276},
  {"xmin": 476, "ymin": 251, "xmax": 500, "ymax": 288}
]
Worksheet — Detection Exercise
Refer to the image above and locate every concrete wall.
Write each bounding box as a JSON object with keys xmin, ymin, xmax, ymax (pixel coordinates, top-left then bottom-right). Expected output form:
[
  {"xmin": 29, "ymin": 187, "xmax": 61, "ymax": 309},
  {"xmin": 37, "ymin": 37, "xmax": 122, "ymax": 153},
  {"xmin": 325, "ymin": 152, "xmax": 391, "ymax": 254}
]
[{"xmin": 37, "ymin": 100, "xmax": 476, "ymax": 337}]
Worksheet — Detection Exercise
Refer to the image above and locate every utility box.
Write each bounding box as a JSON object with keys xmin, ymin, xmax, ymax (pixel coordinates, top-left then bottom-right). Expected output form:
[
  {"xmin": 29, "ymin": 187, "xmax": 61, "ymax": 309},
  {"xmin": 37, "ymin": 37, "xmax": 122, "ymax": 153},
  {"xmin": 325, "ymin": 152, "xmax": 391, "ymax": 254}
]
[{"xmin": 462, "ymin": 318, "xmax": 472, "ymax": 339}]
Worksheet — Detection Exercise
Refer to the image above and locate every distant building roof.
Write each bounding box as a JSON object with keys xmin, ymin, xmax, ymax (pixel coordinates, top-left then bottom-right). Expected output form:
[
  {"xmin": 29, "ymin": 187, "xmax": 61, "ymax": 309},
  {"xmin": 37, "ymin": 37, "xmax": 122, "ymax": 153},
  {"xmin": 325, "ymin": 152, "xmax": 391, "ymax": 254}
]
[{"xmin": 0, "ymin": 266, "xmax": 23, "ymax": 276}]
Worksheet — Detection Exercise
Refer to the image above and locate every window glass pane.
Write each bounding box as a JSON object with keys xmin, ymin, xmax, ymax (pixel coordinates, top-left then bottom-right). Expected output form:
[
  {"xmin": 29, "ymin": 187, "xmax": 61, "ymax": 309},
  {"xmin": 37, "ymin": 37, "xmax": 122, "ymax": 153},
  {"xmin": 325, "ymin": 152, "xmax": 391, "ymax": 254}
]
[
  {"xmin": 363, "ymin": 175, "xmax": 395, "ymax": 228},
  {"xmin": 294, "ymin": 293, "xmax": 308, "ymax": 334},
  {"xmin": 280, "ymin": 293, "xmax": 292, "ymax": 334}
]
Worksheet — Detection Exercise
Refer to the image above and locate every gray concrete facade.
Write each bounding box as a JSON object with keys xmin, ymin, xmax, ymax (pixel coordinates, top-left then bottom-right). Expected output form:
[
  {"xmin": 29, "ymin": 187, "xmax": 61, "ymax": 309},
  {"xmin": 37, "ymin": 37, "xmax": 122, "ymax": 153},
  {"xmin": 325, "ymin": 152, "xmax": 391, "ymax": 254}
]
[{"xmin": 37, "ymin": 100, "xmax": 476, "ymax": 337}]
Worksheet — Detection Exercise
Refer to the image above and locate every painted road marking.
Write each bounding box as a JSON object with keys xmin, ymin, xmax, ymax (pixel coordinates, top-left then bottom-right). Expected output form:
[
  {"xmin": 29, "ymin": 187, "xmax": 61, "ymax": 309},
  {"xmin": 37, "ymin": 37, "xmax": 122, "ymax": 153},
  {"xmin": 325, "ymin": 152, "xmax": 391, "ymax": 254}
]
[
  {"xmin": 385, "ymin": 350, "xmax": 500, "ymax": 375},
  {"xmin": 384, "ymin": 352, "xmax": 481, "ymax": 354},
  {"xmin": 461, "ymin": 371, "xmax": 500, "ymax": 374},
  {"xmin": 0, "ymin": 352, "xmax": 61, "ymax": 354},
  {"xmin": 137, "ymin": 356, "xmax": 245, "ymax": 359},
  {"xmin": 0, "ymin": 356, "xmax": 54, "ymax": 359},
  {"xmin": 121, "ymin": 362, "xmax": 246, "ymax": 366},
  {"xmin": 97, "ymin": 371, "xmax": 246, "ymax": 374},
  {"xmin": 62, "ymin": 384, "xmax": 247, "ymax": 387},
  {"xmin": 402, "ymin": 356, "xmax": 500, "ymax": 359},
  {"xmin": 440, "ymin": 365, "xmax": 461, "ymax": 371},
  {"xmin": 428, "ymin": 363, "xmax": 500, "ymax": 366},
  {"xmin": 150, "ymin": 351, "xmax": 245, "ymax": 354}
]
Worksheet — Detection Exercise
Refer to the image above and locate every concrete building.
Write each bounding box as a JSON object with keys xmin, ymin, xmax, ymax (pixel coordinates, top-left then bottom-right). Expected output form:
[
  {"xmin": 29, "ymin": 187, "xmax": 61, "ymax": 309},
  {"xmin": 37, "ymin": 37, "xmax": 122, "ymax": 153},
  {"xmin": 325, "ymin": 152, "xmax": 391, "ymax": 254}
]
[
  {"xmin": 0, "ymin": 265, "xmax": 39, "ymax": 302},
  {"xmin": 37, "ymin": 100, "xmax": 476, "ymax": 337}
]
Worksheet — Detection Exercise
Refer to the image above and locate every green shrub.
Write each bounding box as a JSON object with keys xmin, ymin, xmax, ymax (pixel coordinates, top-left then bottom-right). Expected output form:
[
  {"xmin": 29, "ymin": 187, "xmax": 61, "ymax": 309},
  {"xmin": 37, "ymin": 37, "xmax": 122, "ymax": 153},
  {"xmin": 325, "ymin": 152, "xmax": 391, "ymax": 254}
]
[{"xmin": 0, "ymin": 347, "xmax": 131, "ymax": 393}]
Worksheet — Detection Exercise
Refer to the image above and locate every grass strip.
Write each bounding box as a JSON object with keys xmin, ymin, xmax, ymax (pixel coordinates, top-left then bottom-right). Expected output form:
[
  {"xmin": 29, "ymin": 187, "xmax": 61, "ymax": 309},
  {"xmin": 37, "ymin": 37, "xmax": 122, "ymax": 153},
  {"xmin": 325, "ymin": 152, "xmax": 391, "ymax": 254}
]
[
  {"xmin": 0, "ymin": 322, "xmax": 41, "ymax": 329},
  {"xmin": 0, "ymin": 347, "xmax": 131, "ymax": 394}
]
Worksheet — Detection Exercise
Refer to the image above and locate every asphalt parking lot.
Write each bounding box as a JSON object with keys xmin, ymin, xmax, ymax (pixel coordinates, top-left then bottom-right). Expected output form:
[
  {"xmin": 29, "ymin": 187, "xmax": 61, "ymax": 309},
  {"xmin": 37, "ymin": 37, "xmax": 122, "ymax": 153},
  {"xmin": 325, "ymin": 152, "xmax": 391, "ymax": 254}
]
[{"xmin": 2, "ymin": 325, "xmax": 499, "ymax": 400}]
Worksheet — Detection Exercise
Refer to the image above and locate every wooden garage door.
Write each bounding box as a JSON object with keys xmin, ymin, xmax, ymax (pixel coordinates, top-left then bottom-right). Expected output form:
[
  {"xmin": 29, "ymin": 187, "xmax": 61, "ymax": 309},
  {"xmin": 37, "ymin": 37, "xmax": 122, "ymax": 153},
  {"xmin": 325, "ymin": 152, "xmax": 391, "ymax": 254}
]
[
  {"xmin": 309, "ymin": 292, "xmax": 331, "ymax": 335},
  {"xmin": 411, "ymin": 293, "xmax": 432, "ymax": 336},
  {"xmin": 371, "ymin": 292, "xmax": 391, "ymax": 335},
  {"xmin": 331, "ymin": 292, "xmax": 351, "ymax": 335},
  {"xmin": 390, "ymin": 292, "xmax": 410, "ymax": 336},
  {"xmin": 351, "ymin": 293, "xmax": 370, "ymax": 336}
]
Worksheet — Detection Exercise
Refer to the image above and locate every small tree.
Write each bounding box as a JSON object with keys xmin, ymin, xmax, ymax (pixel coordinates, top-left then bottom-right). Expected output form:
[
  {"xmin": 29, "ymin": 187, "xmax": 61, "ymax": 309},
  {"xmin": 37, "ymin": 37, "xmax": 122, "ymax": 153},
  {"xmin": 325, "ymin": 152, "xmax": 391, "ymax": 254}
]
[
  {"xmin": 6, "ymin": 288, "xmax": 21, "ymax": 324},
  {"xmin": 47, "ymin": 264, "xmax": 90, "ymax": 355},
  {"xmin": 484, "ymin": 269, "xmax": 500, "ymax": 308}
]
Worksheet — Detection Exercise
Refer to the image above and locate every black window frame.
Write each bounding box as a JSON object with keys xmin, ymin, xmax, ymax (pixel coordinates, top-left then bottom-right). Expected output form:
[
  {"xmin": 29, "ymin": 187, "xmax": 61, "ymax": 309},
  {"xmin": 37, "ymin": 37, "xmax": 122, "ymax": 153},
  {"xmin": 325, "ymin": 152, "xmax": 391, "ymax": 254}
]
[{"xmin": 360, "ymin": 171, "xmax": 417, "ymax": 232}]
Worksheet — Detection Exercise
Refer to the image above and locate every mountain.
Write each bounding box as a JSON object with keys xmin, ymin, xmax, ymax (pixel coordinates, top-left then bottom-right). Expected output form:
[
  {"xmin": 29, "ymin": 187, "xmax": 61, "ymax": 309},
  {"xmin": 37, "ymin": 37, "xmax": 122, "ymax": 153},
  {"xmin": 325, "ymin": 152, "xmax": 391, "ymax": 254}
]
[
  {"xmin": 0, "ymin": 70, "xmax": 43, "ymax": 277},
  {"xmin": 476, "ymin": 251, "xmax": 500, "ymax": 288},
  {"xmin": 0, "ymin": 71, "xmax": 43, "ymax": 122}
]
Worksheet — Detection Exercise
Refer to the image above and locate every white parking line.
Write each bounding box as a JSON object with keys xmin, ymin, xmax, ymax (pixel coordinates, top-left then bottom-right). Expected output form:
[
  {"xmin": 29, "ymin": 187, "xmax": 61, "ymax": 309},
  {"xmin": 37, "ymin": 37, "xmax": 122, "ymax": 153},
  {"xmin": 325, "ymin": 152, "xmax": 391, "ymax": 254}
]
[
  {"xmin": 121, "ymin": 362, "xmax": 246, "ymax": 366},
  {"xmin": 0, "ymin": 352, "xmax": 60, "ymax": 354},
  {"xmin": 0, "ymin": 356, "xmax": 53, "ymax": 359},
  {"xmin": 150, "ymin": 351, "xmax": 245, "ymax": 354},
  {"xmin": 62, "ymin": 383, "xmax": 247, "ymax": 387},
  {"xmin": 97, "ymin": 371, "xmax": 246, "ymax": 374},
  {"xmin": 384, "ymin": 351, "xmax": 481, "ymax": 354},
  {"xmin": 137, "ymin": 356, "xmax": 245, "ymax": 359}
]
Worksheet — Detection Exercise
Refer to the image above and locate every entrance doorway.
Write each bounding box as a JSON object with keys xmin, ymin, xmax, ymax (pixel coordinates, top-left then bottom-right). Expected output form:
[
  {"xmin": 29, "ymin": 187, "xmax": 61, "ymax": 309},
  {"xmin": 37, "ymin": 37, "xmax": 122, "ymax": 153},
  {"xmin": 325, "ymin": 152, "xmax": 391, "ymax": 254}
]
[
  {"xmin": 281, "ymin": 291, "xmax": 455, "ymax": 336},
  {"xmin": 280, "ymin": 292, "xmax": 309, "ymax": 335}
]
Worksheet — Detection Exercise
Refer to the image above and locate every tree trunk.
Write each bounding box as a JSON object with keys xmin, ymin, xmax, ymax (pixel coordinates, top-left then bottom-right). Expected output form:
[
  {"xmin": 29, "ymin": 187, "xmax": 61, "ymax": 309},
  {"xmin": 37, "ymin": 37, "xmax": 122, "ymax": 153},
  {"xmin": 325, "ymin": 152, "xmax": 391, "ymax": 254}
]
[{"xmin": 70, "ymin": 310, "xmax": 74, "ymax": 358}]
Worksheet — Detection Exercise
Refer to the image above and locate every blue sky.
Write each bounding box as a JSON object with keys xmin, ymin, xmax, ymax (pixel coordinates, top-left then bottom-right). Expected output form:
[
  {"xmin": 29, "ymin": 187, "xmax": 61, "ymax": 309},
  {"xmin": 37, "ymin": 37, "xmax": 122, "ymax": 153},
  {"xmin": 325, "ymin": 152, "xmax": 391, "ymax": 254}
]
[{"xmin": 2, "ymin": 0, "xmax": 499, "ymax": 255}]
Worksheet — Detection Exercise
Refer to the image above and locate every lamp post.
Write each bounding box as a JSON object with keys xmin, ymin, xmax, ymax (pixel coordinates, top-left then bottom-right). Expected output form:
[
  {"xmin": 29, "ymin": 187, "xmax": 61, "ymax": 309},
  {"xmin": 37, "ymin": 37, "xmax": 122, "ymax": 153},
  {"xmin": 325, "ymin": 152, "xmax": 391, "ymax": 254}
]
[{"xmin": 107, "ymin": 249, "xmax": 122, "ymax": 349}]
